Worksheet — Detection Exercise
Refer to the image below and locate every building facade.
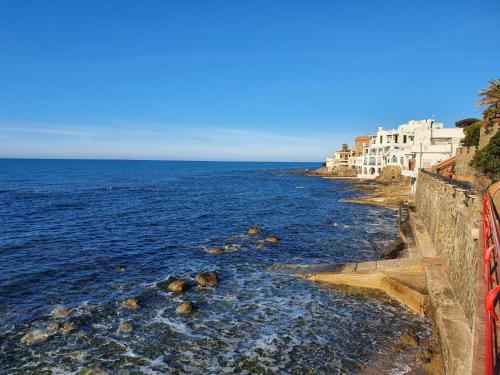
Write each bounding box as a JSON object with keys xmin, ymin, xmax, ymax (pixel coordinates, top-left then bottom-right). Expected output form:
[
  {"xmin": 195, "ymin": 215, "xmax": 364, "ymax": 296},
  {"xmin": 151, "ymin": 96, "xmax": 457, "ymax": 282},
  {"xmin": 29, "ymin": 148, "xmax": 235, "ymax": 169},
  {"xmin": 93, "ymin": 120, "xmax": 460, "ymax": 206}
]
[{"xmin": 357, "ymin": 119, "xmax": 464, "ymax": 179}]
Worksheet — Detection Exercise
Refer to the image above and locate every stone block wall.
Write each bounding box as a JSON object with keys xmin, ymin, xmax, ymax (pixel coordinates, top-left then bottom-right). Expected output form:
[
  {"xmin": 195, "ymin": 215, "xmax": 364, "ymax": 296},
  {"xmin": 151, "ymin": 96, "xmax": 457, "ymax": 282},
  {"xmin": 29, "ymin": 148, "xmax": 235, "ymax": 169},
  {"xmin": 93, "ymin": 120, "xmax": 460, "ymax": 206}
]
[
  {"xmin": 479, "ymin": 121, "xmax": 499, "ymax": 150},
  {"xmin": 455, "ymin": 146, "xmax": 477, "ymax": 177},
  {"xmin": 415, "ymin": 171, "xmax": 481, "ymax": 326}
]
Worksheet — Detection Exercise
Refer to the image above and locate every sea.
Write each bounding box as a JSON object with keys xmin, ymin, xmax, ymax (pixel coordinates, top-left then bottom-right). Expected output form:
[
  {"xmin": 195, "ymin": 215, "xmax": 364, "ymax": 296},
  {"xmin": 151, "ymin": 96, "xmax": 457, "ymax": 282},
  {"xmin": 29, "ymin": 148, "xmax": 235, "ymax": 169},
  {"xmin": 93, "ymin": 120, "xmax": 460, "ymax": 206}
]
[{"xmin": 0, "ymin": 159, "xmax": 430, "ymax": 374}]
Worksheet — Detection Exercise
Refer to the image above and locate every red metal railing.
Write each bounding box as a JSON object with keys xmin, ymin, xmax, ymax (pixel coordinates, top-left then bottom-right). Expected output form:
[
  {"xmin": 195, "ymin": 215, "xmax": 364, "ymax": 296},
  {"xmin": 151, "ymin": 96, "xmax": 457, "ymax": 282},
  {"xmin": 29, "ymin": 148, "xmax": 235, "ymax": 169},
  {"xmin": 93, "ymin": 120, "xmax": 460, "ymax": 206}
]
[{"xmin": 483, "ymin": 190, "xmax": 500, "ymax": 375}]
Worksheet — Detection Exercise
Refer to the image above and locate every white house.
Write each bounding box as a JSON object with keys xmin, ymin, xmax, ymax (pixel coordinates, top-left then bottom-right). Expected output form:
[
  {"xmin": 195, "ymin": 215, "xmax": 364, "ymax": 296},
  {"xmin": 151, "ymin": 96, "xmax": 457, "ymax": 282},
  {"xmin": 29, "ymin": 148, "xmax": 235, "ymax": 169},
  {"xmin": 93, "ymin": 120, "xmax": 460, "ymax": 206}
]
[{"xmin": 357, "ymin": 119, "xmax": 464, "ymax": 180}]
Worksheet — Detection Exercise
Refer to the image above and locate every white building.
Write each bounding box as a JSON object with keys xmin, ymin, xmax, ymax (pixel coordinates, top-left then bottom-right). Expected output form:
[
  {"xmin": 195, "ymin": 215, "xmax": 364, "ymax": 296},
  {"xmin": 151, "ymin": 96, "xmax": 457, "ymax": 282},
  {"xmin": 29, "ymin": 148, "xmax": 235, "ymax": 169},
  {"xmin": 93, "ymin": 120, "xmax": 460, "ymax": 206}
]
[
  {"xmin": 358, "ymin": 119, "xmax": 464, "ymax": 179},
  {"xmin": 325, "ymin": 145, "xmax": 352, "ymax": 172}
]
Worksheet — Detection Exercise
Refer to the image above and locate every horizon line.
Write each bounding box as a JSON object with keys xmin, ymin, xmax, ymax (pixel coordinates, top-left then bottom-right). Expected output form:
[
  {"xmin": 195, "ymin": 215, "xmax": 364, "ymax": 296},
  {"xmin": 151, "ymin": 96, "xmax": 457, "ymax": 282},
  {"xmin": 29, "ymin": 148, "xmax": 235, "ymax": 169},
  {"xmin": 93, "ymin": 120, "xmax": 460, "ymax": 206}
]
[{"xmin": 0, "ymin": 157, "xmax": 323, "ymax": 163}]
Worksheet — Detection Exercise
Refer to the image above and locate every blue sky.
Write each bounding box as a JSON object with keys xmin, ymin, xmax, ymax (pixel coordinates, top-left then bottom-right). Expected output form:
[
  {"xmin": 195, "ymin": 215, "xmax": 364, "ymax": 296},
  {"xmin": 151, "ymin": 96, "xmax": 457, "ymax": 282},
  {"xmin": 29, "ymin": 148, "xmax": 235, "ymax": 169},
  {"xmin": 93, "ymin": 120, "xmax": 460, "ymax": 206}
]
[{"xmin": 1, "ymin": 1, "xmax": 499, "ymax": 161}]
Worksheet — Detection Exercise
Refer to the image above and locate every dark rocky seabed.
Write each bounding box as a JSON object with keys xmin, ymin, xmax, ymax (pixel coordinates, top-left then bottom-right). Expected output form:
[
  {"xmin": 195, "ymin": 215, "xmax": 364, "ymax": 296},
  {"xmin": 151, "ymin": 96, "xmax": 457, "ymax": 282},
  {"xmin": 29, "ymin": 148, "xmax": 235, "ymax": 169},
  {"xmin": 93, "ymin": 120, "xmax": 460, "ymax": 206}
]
[{"xmin": 0, "ymin": 160, "xmax": 430, "ymax": 374}]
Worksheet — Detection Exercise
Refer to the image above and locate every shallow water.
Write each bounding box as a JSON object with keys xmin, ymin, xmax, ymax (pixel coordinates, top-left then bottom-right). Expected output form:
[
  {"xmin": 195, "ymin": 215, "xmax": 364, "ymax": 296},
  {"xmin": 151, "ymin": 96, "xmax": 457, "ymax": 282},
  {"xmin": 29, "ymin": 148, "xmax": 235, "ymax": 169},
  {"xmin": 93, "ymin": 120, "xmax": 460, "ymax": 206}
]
[{"xmin": 0, "ymin": 160, "xmax": 429, "ymax": 374}]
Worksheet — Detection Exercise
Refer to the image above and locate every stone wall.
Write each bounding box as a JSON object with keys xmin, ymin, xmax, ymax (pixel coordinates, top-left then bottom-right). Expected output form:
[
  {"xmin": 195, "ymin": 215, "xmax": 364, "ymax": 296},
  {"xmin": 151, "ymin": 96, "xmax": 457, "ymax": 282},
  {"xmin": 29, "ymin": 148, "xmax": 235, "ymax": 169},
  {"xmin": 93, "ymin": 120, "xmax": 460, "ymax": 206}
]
[
  {"xmin": 479, "ymin": 121, "xmax": 499, "ymax": 150},
  {"xmin": 415, "ymin": 171, "xmax": 481, "ymax": 326},
  {"xmin": 455, "ymin": 146, "xmax": 477, "ymax": 177}
]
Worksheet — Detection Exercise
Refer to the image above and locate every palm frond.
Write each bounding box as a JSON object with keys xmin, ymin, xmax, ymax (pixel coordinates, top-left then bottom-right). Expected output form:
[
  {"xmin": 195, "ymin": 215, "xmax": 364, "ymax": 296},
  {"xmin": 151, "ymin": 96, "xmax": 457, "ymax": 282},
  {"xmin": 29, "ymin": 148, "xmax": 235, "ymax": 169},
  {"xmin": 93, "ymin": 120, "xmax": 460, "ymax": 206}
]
[{"xmin": 478, "ymin": 78, "xmax": 500, "ymax": 108}]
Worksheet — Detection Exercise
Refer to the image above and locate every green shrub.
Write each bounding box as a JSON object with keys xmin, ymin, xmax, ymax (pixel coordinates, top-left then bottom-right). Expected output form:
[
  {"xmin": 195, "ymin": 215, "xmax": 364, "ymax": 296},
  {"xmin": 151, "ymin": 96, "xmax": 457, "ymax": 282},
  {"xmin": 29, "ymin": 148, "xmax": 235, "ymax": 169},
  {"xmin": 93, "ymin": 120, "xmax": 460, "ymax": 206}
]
[
  {"xmin": 461, "ymin": 121, "xmax": 482, "ymax": 147},
  {"xmin": 471, "ymin": 130, "xmax": 500, "ymax": 181},
  {"xmin": 484, "ymin": 107, "xmax": 500, "ymax": 121}
]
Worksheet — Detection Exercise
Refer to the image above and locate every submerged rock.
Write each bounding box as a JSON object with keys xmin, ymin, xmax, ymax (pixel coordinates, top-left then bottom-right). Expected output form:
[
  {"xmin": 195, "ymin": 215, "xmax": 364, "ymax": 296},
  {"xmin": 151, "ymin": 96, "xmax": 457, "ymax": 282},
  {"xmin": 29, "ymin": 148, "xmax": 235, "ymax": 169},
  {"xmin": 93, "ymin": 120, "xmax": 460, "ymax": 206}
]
[
  {"xmin": 75, "ymin": 332, "xmax": 88, "ymax": 341},
  {"xmin": 223, "ymin": 243, "xmax": 240, "ymax": 251},
  {"xmin": 256, "ymin": 240, "xmax": 265, "ymax": 249},
  {"xmin": 120, "ymin": 298, "xmax": 140, "ymax": 311},
  {"xmin": 264, "ymin": 235, "xmax": 280, "ymax": 244},
  {"xmin": 206, "ymin": 247, "xmax": 224, "ymax": 254},
  {"xmin": 78, "ymin": 366, "xmax": 108, "ymax": 375},
  {"xmin": 195, "ymin": 271, "xmax": 219, "ymax": 287},
  {"xmin": 47, "ymin": 322, "xmax": 60, "ymax": 332},
  {"xmin": 49, "ymin": 306, "xmax": 72, "ymax": 319},
  {"xmin": 114, "ymin": 265, "xmax": 125, "ymax": 273},
  {"xmin": 20, "ymin": 330, "xmax": 49, "ymax": 345},
  {"xmin": 248, "ymin": 226, "xmax": 261, "ymax": 235},
  {"xmin": 176, "ymin": 301, "xmax": 196, "ymax": 314},
  {"xmin": 60, "ymin": 322, "xmax": 76, "ymax": 335},
  {"xmin": 68, "ymin": 351, "xmax": 85, "ymax": 361},
  {"xmin": 400, "ymin": 331, "xmax": 419, "ymax": 346},
  {"xmin": 118, "ymin": 321, "xmax": 134, "ymax": 333}
]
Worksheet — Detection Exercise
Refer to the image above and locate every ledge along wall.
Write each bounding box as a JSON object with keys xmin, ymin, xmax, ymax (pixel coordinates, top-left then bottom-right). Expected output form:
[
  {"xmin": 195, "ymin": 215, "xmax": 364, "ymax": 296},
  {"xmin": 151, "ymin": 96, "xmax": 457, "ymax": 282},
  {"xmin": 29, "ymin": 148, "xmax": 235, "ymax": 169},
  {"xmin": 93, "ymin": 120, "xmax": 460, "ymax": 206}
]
[{"xmin": 415, "ymin": 170, "xmax": 481, "ymax": 327}]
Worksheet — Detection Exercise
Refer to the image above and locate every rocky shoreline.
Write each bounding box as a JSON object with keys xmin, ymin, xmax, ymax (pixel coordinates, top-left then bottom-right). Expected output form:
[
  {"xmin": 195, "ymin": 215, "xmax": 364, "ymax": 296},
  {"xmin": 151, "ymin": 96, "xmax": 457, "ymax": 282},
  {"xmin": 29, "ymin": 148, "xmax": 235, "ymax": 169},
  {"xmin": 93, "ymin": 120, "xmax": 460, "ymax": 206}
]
[{"xmin": 304, "ymin": 171, "xmax": 444, "ymax": 374}]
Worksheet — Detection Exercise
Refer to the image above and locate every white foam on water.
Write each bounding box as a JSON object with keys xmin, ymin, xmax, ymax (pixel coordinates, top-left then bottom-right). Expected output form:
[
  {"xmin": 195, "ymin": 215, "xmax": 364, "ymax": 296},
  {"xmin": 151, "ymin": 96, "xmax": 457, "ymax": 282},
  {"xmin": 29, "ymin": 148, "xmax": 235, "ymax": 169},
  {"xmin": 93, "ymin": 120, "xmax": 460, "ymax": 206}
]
[
  {"xmin": 122, "ymin": 349, "xmax": 140, "ymax": 358},
  {"xmin": 153, "ymin": 308, "xmax": 191, "ymax": 335}
]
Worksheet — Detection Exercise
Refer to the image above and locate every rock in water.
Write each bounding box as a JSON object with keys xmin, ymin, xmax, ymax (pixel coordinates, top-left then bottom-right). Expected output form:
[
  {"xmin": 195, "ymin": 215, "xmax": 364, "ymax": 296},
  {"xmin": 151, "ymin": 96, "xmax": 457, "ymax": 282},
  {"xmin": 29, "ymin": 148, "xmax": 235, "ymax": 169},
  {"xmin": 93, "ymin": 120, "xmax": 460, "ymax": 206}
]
[
  {"xmin": 195, "ymin": 271, "xmax": 219, "ymax": 287},
  {"xmin": 49, "ymin": 306, "xmax": 72, "ymax": 319},
  {"xmin": 264, "ymin": 235, "xmax": 280, "ymax": 244},
  {"xmin": 114, "ymin": 265, "xmax": 125, "ymax": 273},
  {"xmin": 157, "ymin": 279, "xmax": 189, "ymax": 292},
  {"xmin": 176, "ymin": 301, "xmax": 196, "ymax": 314},
  {"xmin": 223, "ymin": 243, "xmax": 240, "ymax": 251},
  {"xmin": 248, "ymin": 226, "xmax": 261, "ymax": 235},
  {"xmin": 47, "ymin": 323, "xmax": 60, "ymax": 332},
  {"xmin": 118, "ymin": 321, "xmax": 134, "ymax": 333},
  {"xmin": 75, "ymin": 332, "xmax": 87, "ymax": 341},
  {"xmin": 60, "ymin": 322, "xmax": 76, "ymax": 335},
  {"xmin": 120, "ymin": 298, "xmax": 140, "ymax": 311},
  {"xmin": 20, "ymin": 330, "xmax": 49, "ymax": 345},
  {"xmin": 400, "ymin": 332, "xmax": 419, "ymax": 346},
  {"xmin": 167, "ymin": 280, "xmax": 189, "ymax": 293},
  {"xmin": 206, "ymin": 247, "xmax": 223, "ymax": 254}
]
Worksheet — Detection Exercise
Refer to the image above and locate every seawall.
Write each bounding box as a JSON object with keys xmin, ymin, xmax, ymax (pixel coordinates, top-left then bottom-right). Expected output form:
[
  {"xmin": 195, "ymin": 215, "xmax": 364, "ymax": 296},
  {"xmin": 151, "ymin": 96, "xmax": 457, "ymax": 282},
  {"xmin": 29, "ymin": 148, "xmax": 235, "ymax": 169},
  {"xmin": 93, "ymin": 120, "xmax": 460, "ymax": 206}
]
[{"xmin": 415, "ymin": 170, "xmax": 481, "ymax": 327}]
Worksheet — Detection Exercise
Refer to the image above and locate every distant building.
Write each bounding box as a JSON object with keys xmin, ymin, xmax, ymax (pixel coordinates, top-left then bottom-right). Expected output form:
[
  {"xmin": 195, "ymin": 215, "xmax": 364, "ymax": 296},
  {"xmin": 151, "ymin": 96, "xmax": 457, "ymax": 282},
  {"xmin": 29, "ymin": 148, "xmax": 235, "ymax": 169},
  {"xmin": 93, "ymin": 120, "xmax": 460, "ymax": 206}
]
[
  {"xmin": 351, "ymin": 135, "xmax": 372, "ymax": 174},
  {"xmin": 357, "ymin": 119, "xmax": 464, "ymax": 180},
  {"xmin": 325, "ymin": 136, "xmax": 372, "ymax": 174},
  {"xmin": 325, "ymin": 144, "xmax": 350, "ymax": 172}
]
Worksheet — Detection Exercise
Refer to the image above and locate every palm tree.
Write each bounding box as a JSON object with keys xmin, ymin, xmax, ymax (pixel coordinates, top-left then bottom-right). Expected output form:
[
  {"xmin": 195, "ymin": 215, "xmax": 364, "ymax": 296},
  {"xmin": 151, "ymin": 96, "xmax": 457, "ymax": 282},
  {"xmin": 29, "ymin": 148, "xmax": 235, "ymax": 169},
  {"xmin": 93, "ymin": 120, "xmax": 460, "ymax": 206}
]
[{"xmin": 478, "ymin": 79, "xmax": 500, "ymax": 119}]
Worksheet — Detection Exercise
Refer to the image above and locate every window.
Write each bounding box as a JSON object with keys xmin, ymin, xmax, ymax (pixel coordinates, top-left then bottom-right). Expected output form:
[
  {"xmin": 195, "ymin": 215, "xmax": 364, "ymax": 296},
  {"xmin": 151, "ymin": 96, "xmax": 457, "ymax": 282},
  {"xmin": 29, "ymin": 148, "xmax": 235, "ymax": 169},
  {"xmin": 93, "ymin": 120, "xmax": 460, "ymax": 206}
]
[
  {"xmin": 403, "ymin": 135, "xmax": 407, "ymax": 143},
  {"xmin": 394, "ymin": 135, "xmax": 398, "ymax": 143},
  {"xmin": 391, "ymin": 155, "xmax": 397, "ymax": 163},
  {"xmin": 380, "ymin": 135, "xmax": 383, "ymax": 143}
]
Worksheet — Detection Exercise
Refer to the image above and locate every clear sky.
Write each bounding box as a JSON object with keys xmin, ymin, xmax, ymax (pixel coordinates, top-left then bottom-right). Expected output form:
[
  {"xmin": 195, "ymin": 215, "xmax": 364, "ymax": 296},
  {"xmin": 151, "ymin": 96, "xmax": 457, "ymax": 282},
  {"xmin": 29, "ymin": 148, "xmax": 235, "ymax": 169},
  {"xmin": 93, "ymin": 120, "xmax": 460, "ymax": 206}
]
[{"xmin": 1, "ymin": 0, "xmax": 499, "ymax": 161}]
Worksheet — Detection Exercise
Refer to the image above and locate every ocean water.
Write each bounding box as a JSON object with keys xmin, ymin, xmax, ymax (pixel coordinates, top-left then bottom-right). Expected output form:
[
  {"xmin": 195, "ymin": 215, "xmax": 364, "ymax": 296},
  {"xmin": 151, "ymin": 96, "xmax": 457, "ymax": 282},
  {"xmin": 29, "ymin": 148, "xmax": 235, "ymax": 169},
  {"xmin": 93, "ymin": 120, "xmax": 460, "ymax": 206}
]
[{"xmin": 0, "ymin": 160, "xmax": 429, "ymax": 374}]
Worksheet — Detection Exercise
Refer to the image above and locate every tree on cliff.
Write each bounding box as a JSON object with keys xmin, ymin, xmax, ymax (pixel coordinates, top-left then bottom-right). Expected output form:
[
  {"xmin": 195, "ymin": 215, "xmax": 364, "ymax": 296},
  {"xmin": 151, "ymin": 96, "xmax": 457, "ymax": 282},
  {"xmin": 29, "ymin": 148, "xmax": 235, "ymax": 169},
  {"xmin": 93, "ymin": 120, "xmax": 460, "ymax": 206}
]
[
  {"xmin": 455, "ymin": 118, "xmax": 480, "ymax": 128},
  {"xmin": 478, "ymin": 78, "xmax": 500, "ymax": 120},
  {"xmin": 460, "ymin": 121, "xmax": 482, "ymax": 147},
  {"xmin": 470, "ymin": 79, "xmax": 500, "ymax": 183}
]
